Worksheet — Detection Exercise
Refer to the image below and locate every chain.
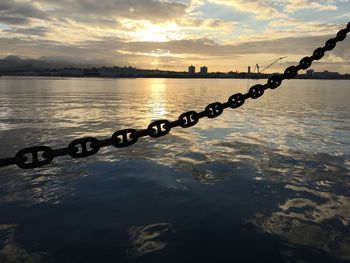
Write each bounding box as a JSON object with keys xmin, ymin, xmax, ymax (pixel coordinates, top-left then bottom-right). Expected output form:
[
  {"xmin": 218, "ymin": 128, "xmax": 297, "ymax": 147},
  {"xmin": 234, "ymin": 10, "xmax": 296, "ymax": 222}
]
[{"xmin": 1, "ymin": 22, "xmax": 349, "ymax": 169}]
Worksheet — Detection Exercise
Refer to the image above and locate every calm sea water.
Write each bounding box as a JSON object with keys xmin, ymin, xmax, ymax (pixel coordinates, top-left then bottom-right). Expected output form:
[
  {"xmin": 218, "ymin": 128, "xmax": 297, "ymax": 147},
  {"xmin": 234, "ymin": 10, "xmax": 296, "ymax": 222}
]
[{"xmin": 0, "ymin": 77, "xmax": 349, "ymax": 263}]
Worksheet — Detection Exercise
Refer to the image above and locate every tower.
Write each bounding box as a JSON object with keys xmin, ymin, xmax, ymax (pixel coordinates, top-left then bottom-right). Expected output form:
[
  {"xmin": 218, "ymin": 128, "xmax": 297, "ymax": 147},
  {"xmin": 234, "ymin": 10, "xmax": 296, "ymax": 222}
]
[{"xmin": 200, "ymin": 66, "xmax": 208, "ymax": 74}]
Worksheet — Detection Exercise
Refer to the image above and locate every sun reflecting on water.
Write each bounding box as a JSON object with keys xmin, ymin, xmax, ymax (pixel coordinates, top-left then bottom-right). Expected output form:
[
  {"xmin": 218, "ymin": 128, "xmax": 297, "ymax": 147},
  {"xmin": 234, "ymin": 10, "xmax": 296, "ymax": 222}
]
[
  {"xmin": 146, "ymin": 79, "xmax": 168, "ymax": 121},
  {"xmin": 0, "ymin": 78, "xmax": 349, "ymax": 262}
]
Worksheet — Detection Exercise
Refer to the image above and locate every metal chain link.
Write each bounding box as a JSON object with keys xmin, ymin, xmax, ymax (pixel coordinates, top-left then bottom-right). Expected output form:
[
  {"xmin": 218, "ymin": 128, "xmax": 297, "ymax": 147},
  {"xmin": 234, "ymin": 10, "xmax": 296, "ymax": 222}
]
[{"xmin": 1, "ymin": 22, "xmax": 349, "ymax": 169}]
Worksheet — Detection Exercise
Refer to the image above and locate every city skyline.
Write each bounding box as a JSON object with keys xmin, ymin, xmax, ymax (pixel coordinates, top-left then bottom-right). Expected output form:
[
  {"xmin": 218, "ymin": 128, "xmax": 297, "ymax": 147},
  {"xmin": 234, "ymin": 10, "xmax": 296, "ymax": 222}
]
[
  {"xmin": 0, "ymin": 1, "xmax": 350, "ymax": 73},
  {"xmin": 1, "ymin": 54, "xmax": 348, "ymax": 79}
]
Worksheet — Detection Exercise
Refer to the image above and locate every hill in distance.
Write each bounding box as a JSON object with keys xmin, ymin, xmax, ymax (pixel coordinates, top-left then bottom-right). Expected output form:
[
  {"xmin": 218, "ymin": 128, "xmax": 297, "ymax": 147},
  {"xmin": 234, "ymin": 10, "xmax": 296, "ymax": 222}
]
[{"xmin": 0, "ymin": 55, "xmax": 108, "ymax": 71}]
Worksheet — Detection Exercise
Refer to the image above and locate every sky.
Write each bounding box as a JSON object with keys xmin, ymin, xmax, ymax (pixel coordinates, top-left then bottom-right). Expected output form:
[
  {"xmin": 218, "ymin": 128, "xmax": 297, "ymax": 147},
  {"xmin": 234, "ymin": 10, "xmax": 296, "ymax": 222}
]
[{"xmin": 0, "ymin": 0, "xmax": 349, "ymax": 73}]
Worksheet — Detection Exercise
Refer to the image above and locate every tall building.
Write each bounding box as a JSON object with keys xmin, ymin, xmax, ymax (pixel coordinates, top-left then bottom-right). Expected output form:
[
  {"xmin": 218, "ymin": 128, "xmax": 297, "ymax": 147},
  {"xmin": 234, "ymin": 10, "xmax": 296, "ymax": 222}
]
[
  {"xmin": 200, "ymin": 66, "xmax": 208, "ymax": 74},
  {"xmin": 188, "ymin": 65, "xmax": 195, "ymax": 74}
]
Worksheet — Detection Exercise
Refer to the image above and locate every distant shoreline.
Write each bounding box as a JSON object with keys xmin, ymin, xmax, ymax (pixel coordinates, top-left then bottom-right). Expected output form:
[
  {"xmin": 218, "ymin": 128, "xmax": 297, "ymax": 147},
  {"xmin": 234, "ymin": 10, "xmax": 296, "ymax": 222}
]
[{"xmin": 1, "ymin": 74, "xmax": 350, "ymax": 80}]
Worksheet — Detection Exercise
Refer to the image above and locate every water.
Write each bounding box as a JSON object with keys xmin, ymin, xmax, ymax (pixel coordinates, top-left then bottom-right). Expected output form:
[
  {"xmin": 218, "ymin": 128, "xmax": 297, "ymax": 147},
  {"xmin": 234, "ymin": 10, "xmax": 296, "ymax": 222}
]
[{"xmin": 0, "ymin": 77, "xmax": 349, "ymax": 263}]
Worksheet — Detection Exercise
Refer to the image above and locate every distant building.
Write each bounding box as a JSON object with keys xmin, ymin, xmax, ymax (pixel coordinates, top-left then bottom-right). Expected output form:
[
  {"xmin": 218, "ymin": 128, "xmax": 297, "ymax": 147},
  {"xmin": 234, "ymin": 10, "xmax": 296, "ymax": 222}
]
[
  {"xmin": 200, "ymin": 66, "xmax": 208, "ymax": 74},
  {"xmin": 188, "ymin": 65, "xmax": 195, "ymax": 74},
  {"xmin": 99, "ymin": 67, "xmax": 120, "ymax": 77},
  {"xmin": 99, "ymin": 66, "xmax": 137, "ymax": 77},
  {"xmin": 83, "ymin": 67, "xmax": 100, "ymax": 76},
  {"xmin": 248, "ymin": 66, "xmax": 251, "ymax": 74},
  {"xmin": 59, "ymin": 68, "xmax": 84, "ymax": 77},
  {"xmin": 306, "ymin": 69, "xmax": 314, "ymax": 76},
  {"xmin": 312, "ymin": 70, "xmax": 339, "ymax": 78}
]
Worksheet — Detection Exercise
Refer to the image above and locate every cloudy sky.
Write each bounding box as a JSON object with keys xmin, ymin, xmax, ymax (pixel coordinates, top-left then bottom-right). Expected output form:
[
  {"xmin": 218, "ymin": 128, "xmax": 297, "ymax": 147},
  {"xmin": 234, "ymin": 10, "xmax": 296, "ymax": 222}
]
[{"xmin": 0, "ymin": 0, "xmax": 349, "ymax": 72}]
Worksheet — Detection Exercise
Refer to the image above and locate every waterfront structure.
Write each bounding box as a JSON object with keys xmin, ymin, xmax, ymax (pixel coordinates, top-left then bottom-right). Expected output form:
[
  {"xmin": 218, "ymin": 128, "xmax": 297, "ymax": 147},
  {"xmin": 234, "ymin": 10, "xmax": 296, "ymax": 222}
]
[
  {"xmin": 99, "ymin": 66, "xmax": 137, "ymax": 77},
  {"xmin": 99, "ymin": 67, "xmax": 120, "ymax": 77},
  {"xmin": 306, "ymin": 69, "xmax": 314, "ymax": 76},
  {"xmin": 58, "ymin": 68, "xmax": 84, "ymax": 77},
  {"xmin": 313, "ymin": 70, "xmax": 339, "ymax": 78},
  {"xmin": 83, "ymin": 67, "xmax": 100, "ymax": 76},
  {"xmin": 200, "ymin": 66, "xmax": 208, "ymax": 74},
  {"xmin": 188, "ymin": 65, "xmax": 195, "ymax": 74},
  {"xmin": 306, "ymin": 69, "xmax": 339, "ymax": 78}
]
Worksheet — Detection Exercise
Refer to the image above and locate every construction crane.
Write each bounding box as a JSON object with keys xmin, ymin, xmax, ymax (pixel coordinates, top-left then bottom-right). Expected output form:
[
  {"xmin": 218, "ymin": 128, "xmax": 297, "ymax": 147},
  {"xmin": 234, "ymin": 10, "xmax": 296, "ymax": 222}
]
[{"xmin": 254, "ymin": 56, "xmax": 287, "ymax": 74}]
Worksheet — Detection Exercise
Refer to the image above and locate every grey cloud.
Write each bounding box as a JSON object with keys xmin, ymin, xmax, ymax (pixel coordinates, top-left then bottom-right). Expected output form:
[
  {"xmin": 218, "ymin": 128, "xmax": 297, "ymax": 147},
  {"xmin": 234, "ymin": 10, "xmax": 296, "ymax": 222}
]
[
  {"xmin": 0, "ymin": 37, "xmax": 186, "ymax": 69},
  {"xmin": 0, "ymin": 35, "xmax": 342, "ymax": 58},
  {"xmin": 121, "ymin": 36, "xmax": 330, "ymax": 57},
  {"xmin": 4, "ymin": 26, "xmax": 48, "ymax": 36},
  {"xmin": 124, "ymin": 38, "xmax": 222, "ymax": 56},
  {"xmin": 233, "ymin": 35, "xmax": 333, "ymax": 55},
  {"xmin": 1, "ymin": 34, "xmax": 349, "ymax": 70},
  {"xmin": 33, "ymin": 0, "xmax": 188, "ymax": 23},
  {"xmin": 0, "ymin": 0, "xmax": 48, "ymax": 25},
  {"xmin": 0, "ymin": 37, "xmax": 129, "ymax": 66},
  {"xmin": 0, "ymin": 15, "xmax": 29, "ymax": 25}
]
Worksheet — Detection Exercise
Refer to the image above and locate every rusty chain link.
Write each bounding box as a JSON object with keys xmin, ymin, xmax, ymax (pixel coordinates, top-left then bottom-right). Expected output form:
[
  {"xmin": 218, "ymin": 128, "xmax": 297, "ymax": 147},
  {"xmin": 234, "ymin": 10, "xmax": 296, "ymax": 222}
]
[{"xmin": 0, "ymin": 22, "xmax": 349, "ymax": 169}]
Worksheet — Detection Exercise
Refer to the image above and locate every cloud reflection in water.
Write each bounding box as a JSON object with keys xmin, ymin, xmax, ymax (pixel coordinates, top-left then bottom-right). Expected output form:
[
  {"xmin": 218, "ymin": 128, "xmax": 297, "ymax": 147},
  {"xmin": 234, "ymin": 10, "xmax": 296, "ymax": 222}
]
[
  {"xmin": 127, "ymin": 223, "xmax": 175, "ymax": 258},
  {"xmin": 0, "ymin": 78, "xmax": 349, "ymax": 262}
]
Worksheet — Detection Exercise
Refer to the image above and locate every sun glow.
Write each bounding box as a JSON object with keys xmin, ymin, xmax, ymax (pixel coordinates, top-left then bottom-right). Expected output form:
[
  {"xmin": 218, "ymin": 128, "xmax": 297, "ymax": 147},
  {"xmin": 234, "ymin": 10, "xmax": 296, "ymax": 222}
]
[{"xmin": 133, "ymin": 22, "xmax": 180, "ymax": 42}]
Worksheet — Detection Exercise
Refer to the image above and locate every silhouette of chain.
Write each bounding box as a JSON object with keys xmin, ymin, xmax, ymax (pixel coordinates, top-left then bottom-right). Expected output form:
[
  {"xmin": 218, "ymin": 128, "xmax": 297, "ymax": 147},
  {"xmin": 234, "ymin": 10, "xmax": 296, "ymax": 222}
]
[{"xmin": 1, "ymin": 22, "xmax": 349, "ymax": 169}]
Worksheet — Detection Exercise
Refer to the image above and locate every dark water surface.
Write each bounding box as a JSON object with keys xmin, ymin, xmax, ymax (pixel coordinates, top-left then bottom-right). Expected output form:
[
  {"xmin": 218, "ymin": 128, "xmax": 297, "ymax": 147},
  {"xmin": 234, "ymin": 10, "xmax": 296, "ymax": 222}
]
[{"xmin": 0, "ymin": 77, "xmax": 349, "ymax": 262}]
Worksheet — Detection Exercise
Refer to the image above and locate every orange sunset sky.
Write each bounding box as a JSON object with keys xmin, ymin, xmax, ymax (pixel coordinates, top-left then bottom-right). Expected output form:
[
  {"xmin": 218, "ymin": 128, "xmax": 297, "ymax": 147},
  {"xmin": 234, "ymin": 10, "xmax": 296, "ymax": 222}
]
[{"xmin": 0, "ymin": 0, "xmax": 349, "ymax": 73}]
